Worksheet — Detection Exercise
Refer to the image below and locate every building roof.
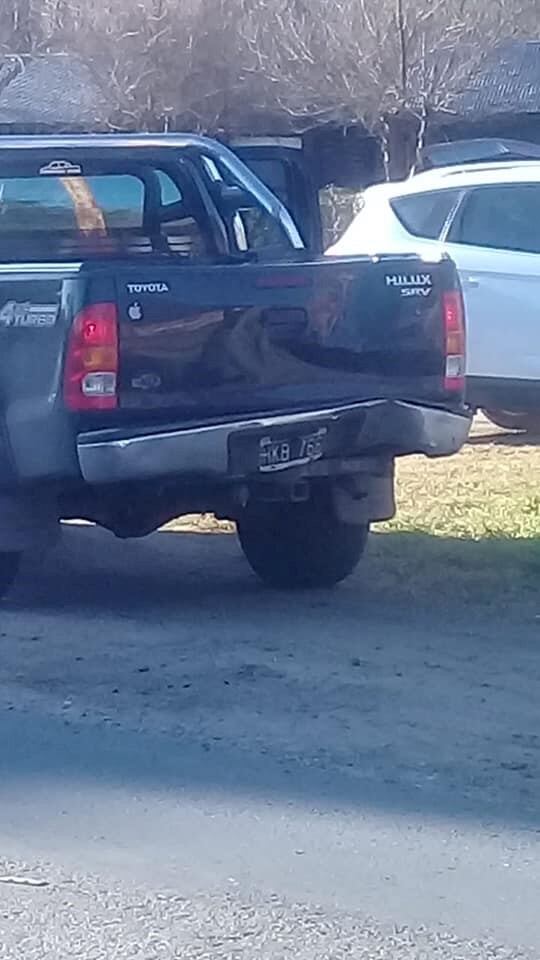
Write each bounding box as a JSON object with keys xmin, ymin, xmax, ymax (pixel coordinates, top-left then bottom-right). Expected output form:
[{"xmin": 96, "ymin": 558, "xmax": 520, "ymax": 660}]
[
  {"xmin": 0, "ymin": 55, "xmax": 108, "ymax": 128},
  {"xmin": 455, "ymin": 40, "xmax": 540, "ymax": 118},
  {"xmin": 0, "ymin": 40, "xmax": 540, "ymax": 135}
]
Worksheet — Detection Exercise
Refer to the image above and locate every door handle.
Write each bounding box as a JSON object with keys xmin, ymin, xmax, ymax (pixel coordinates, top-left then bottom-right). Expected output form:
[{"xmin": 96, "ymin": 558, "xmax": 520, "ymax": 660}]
[{"xmin": 464, "ymin": 276, "xmax": 480, "ymax": 289}]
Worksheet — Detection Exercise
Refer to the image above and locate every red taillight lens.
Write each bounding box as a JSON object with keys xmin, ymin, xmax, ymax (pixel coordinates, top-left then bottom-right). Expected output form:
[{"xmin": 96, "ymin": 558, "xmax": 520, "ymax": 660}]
[
  {"xmin": 443, "ymin": 289, "xmax": 465, "ymax": 392},
  {"xmin": 64, "ymin": 302, "xmax": 119, "ymax": 411}
]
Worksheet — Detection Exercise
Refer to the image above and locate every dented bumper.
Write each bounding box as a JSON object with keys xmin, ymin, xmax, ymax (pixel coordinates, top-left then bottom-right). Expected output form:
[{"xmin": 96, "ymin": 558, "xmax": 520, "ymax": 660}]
[{"xmin": 77, "ymin": 399, "xmax": 471, "ymax": 486}]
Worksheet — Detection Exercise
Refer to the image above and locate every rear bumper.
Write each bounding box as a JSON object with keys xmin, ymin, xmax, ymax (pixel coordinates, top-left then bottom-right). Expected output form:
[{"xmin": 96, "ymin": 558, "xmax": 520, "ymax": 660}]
[{"xmin": 77, "ymin": 399, "xmax": 471, "ymax": 485}]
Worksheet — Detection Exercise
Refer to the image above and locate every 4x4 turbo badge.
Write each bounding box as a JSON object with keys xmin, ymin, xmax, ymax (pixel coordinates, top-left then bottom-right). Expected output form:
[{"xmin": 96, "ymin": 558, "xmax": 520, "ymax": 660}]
[{"xmin": 0, "ymin": 301, "xmax": 58, "ymax": 328}]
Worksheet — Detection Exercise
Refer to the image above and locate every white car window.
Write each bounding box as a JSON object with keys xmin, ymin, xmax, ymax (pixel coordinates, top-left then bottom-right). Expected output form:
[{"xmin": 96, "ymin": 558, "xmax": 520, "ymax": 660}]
[
  {"xmin": 450, "ymin": 184, "xmax": 540, "ymax": 254},
  {"xmin": 391, "ymin": 190, "xmax": 460, "ymax": 239}
]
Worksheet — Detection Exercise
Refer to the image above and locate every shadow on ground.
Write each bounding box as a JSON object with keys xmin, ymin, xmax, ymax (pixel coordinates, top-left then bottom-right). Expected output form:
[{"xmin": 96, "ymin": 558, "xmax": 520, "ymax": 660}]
[
  {"xmin": 1, "ymin": 523, "xmax": 539, "ymax": 833},
  {"xmin": 9, "ymin": 521, "xmax": 540, "ymax": 619},
  {"xmin": 468, "ymin": 429, "xmax": 540, "ymax": 448}
]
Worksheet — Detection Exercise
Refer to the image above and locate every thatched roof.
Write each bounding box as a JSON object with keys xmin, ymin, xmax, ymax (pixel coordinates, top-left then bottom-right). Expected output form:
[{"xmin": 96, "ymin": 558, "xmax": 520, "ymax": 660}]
[
  {"xmin": 454, "ymin": 40, "xmax": 540, "ymax": 119},
  {"xmin": 1, "ymin": 40, "xmax": 540, "ymax": 136},
  {"xmin": 0, "ymin": 55, "xmax": 108, "ymax": 129}
]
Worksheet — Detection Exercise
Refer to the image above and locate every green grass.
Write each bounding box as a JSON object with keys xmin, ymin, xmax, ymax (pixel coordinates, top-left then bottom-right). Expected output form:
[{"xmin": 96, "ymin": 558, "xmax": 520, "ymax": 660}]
[
  {"xmin": 167, "ymin": 420, "xmax": 540, "ymax": 615},
  {"xmin": 379, "ymin": 432, "xmax": 540, "ymax": 541},
  {"xmin": 369, "ymin": 421, "xmax": 540, "ymax": 612}
]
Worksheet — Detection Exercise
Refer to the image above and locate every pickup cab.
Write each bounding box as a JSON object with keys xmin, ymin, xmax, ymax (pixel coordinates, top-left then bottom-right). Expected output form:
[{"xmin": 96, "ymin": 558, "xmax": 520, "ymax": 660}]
[{"xmin": 0, "ymin": 134, "xmax": 470, "ymax": 598}]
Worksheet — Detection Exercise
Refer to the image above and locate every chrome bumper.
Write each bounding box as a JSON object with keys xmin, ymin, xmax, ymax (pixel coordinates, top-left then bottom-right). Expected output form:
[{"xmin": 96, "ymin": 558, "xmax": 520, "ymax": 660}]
[{"xmin": 77, "ymin": 400, "xmax": 471, "ymax": 485}]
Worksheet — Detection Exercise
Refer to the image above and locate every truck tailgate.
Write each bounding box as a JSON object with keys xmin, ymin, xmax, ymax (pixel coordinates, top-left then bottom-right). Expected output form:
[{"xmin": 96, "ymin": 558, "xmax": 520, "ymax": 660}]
[{"xmin": 115, "ymin": 255, "xmax": 459, "ymax": 422}]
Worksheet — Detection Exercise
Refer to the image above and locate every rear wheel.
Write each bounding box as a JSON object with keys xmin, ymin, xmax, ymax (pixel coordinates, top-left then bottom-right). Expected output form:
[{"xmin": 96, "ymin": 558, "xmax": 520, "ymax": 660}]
[
  {"xmin": 483, "ymin": 409, "xmax": 540, "ymax": 434},
  {"xmin": 237, "ymin": 490, "xmax": 369, "ymax": 589},
  {"xmin": 0, "ymin": 552, "xmax": 20, "ymax": 601}
]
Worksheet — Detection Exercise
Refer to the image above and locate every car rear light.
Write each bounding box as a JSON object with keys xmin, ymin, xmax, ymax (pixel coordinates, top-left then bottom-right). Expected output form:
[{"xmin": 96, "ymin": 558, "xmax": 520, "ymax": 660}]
[
  {"xmin": 64, "ymin": 302, "xmax": 119, "ymax": 411},
  {"xmin": 443, "ymin": 290, "xmax": 465, "ymax": 392}
]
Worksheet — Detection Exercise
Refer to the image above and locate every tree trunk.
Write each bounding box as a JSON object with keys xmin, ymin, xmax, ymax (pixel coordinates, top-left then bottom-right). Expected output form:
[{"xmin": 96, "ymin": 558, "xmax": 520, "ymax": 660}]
[{"xmin": 381, "ymin": 112, "xmax": 420, "ymax": 180}]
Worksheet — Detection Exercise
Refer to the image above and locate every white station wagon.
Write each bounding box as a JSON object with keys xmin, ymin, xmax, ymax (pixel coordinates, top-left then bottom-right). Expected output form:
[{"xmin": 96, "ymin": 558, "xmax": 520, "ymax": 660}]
[{"xmin": 328, "ymin": 160, "xmax": 540, "ymax": 432}]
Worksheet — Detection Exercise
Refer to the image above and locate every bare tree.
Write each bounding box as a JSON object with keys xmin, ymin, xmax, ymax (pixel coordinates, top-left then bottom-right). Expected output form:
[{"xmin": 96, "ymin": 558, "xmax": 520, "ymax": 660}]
[
  {"xmin": 0, "ymin": 0, "xmax": 537, "ymax": 179},
  {"xmin": 0, "ymin": 0, "xmax": 257, "ymax": 131},
  {"xmin": 250, "ymin": 0, "xmax": 539, "ymax": 178},
  {"xmin": 0, "ymin": 0, "xmax": 80, "ymax": 53},
  {"xmin": 60, "ymin": 0, "xmax": 271, "ymax": 132}
]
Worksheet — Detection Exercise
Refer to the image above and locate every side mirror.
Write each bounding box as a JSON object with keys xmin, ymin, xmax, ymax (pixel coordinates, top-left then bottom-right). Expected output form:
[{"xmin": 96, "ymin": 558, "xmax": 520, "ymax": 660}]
[{"xmin": 217, "ymin": 184, "xmax": 254, "ymax": 212}]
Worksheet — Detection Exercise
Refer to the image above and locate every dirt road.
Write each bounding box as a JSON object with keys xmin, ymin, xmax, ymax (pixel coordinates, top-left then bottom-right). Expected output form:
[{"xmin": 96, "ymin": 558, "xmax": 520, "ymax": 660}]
[{"xmin": 0, "ymin": 524, "xmax": 539, "ymax": 957}]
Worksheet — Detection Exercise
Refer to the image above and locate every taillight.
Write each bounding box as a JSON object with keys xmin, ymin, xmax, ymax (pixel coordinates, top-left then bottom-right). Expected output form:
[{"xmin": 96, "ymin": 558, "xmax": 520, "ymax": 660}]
[
  {"xmin": 64, "ymin": 302, "xmax": 119, "ymax": 411},
  {"xmin": 443, "ymin": 290, "xmax": 465, "ymax": 392}
]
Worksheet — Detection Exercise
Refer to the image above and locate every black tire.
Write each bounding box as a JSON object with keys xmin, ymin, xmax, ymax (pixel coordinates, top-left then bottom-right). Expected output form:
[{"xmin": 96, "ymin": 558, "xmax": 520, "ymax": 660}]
[
  {"xmin": 483, "ymin": 409, "xmax": 540, "ymax": 434},
  {"xmin": 237, "ymin": 491, "xmax": 369, "ymax": 589},
  {"xmin": 0, "ymin": 552, "xmax": 20, "ymax": 601}
]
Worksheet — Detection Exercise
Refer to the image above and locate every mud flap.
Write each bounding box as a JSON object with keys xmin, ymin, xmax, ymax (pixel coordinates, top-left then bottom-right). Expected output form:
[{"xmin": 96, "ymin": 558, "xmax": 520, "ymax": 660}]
[{"xmin": 332, "ymin": 468, "xmax": 395, "ymax": 525}]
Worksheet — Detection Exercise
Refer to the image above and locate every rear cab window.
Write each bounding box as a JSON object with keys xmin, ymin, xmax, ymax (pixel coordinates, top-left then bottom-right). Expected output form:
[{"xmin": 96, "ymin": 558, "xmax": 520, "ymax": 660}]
[
  {"xmin": 0, "ymin": 155, "xmax": 217, "ymax": 263},
  {"xmin": 391, "ymin": 189, "xmax": 460, "ymax": 239}
]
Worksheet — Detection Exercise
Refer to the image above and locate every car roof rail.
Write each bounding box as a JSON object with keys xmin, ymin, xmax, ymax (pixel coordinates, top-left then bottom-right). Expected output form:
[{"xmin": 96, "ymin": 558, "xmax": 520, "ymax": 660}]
[{"xmin": 414, "ymin": 138, "xmax": 540, "ymax": 173}]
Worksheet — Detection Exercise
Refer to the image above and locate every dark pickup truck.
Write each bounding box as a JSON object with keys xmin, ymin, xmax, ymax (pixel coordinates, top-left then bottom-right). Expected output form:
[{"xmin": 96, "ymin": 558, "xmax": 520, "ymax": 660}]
[{"xmin": 0, "ymin": 133, "xmax": 470, "ymax": 598}]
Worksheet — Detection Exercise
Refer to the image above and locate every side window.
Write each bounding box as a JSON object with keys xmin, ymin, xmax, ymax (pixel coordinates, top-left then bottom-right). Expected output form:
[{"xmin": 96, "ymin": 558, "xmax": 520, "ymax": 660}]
[
  {"xmin": 237, "ymin": 158, "xmax": 291, "ymax": 209},
  {"xmin": 391, "ymin": 190, "xmax": 459, "ymax": 239},
  {"xmin": 156, "ymin": 169, "xmax": 183, "ymax": 206},
  {"xmin": 156, "ymin": 169, "xmax": 210, "ymax": 259},
  {"xmin": 449, "ymin": 184, "xmax": 540, "ymax": 254},
  {"xmin": 235, "ymin": 205, "xmax": 289, "ymax": 252},
  {"xmin": 200, "ymin": 155, "xmax": 294, "ymax": 255}
]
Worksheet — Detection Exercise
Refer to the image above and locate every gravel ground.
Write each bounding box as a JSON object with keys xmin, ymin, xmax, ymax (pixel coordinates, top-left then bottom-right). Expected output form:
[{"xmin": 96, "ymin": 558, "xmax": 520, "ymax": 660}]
[
  {"xmin": 0, "ymin": 859, "xmax": 533, "ymax": 960},
  {"xmin": 0, "ymin": 517, "xmax": 539, "ymax": 957}
]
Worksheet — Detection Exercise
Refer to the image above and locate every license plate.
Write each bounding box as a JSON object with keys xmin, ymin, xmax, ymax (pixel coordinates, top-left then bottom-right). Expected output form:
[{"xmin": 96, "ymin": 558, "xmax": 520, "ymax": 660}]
[{"xmin": 258, "ymin": 427, "xmax": 327, "ymax": 473}]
